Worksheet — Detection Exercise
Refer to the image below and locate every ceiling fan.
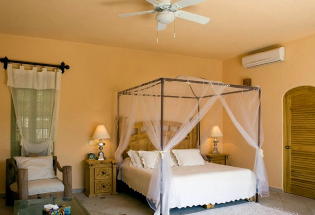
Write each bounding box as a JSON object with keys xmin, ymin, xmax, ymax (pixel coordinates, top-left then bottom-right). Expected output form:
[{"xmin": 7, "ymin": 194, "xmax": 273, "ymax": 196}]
[{"xmin": 119, "ymin": 0, "xmax": 210, "ymax": 31}]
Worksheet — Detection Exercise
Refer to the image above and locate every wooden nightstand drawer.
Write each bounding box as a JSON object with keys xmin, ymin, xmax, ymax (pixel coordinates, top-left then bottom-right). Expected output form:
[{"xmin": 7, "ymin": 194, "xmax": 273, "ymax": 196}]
[
  {"xmin": 212, "ymin": 159, "xmax": 226, "ymax": 165},
  {"xmin": 95, "ymin": 167, "xmax": 112, "ymax": 180},
  {"xmin": 206, "ymin": 154, "xmax": 228, "ymax": 165},
  {"xmin": 95, "ymin": 180, "xmax": 112, "ymax": 194},
  {"xmin": 84, "ymin": 159, "xmax": 116, "ymax": 197}
]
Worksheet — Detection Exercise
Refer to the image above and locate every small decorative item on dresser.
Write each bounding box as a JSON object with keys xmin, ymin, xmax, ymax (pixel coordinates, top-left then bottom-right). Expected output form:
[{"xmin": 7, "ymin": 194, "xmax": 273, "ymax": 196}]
[
  {"xmin": 84, "ymin": 159, "xmax": 117, "ymax": 197},
  {"xmin": 87, "ymin": 153, "xmax": 97, "ymax": 160},
  {"xmin": 206, "ymin": 153, "xmax": 229, "ymax": 165},
  {"xmin": 92, "ymin": 124, "xmax": 110, "ymax": 160},
  {"xmin": 210, "ymin": 125, "xmax": 223, "ymax": 154}
]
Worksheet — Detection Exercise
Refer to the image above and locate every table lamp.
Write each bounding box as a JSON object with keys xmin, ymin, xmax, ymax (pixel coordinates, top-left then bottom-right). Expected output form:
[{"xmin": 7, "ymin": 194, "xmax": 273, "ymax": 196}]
[
  {"xmin": 211, "ymin": 125, "xmax": 223, "ymax": 154},
  {"xmin": 93, "ymin": 124, "xmax": 110, "ymax": 160}
]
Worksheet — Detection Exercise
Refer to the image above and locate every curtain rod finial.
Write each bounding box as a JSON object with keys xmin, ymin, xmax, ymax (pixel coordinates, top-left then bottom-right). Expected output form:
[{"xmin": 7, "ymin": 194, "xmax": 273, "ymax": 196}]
[
  {"xmin": 59, "ymin": 62, "xmax": 70, "ymax": 74},
  {"xmin": 0, "ymin": 56, "xmax": 9, "ymax": 70}
]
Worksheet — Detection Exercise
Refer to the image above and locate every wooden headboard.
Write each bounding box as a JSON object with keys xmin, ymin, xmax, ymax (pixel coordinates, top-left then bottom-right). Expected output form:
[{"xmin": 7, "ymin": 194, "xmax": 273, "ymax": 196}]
[{"xmin": 123, "ymin": 121, "xmax": 198, "ymax": 158}]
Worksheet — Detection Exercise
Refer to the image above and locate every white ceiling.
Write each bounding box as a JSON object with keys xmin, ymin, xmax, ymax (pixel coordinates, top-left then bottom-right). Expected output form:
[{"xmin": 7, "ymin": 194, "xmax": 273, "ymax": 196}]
[{"xmin": 1, "ymin": 0, "xmax": 315, "ymax": 59}]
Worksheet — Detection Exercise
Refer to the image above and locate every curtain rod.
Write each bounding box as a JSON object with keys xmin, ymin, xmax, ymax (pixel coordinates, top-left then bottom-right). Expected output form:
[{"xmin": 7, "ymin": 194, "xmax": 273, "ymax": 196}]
[{"xmin": 0, "ymin": 56, "xmax": 70, "ymax": 74}]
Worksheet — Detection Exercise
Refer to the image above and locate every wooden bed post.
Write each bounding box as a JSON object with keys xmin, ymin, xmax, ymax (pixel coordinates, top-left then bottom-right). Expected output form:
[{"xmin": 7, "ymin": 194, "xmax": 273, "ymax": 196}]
[
  {"xmin": 117, "ymin": 93, "xmax": 120, "ymax": 152},
  {"xmin": 256, "ymin": 88, "xmax": 262, "ymax": 203},
  {"xmin": 160, "ymin": 78, "xmax": 164, "ymax": 215}
]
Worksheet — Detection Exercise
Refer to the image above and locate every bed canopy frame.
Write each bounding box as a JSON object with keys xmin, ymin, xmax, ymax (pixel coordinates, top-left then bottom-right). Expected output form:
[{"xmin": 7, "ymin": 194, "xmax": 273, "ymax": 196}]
[
  {"xmin": 117, "ymin": 77, "xmax": 261, "ymax": 144},
  {"xmin": 116, "ymin": 77, "xmax": 268, "ymax": 215}
]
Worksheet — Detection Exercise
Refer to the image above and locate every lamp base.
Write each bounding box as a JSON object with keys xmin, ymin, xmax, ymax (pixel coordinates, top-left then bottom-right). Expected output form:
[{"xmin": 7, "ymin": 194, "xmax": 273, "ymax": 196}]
[
  {"xmin": 98, "ymin": 151, "xmax": 105, "ymax": 160},
  {"xmin": 97, "ymin": 142, "xmax": 106, "ymax": 160},
  {"xmin": 212, "ymin": 139, "xmax": 220, "ymax": 154}
]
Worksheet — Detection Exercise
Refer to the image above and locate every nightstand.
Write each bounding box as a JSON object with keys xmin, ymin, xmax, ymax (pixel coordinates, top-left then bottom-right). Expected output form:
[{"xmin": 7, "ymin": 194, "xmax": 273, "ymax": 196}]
[
  {"xmin": 84, "ymin": 159, "xmax": 116, "ymax": 197},
  {"xmin": 206, "ymin": 153, "xmax": 228, "ymax": 165}
]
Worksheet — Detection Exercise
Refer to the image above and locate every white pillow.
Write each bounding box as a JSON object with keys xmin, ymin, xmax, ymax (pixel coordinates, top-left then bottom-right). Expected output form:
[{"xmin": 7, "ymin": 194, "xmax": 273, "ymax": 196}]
[
  {"xmin": 127, "ymin": 150, "xmax": 143, "ymax": 168},
  {"xmin": 172, "ymin": 149, "xmax": 205, "ymax": 166},
  {"xmin": 14, "ymin": 156, "xmax": 56, "ymax": 181},
  {"xmin": 138, "ymin": 151, "xmax": 160, "ymax": 169}
]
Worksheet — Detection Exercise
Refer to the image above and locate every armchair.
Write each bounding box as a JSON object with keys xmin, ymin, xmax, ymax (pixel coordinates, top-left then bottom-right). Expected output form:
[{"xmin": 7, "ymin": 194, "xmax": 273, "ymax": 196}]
[{"xmin": 6, "ymin": 156, "xmax": 72, "ymax": 205}]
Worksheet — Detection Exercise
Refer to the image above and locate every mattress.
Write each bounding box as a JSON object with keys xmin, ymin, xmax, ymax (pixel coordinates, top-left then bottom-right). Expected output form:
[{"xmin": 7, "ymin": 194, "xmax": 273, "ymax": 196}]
[{"xmin": 120, "ymin": 159, "xmax": 256, "ymax": 209}]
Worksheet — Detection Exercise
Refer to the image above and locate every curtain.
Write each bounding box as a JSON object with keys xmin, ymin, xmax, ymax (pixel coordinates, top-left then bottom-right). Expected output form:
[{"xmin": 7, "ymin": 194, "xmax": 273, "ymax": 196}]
[
  {"xmin": 116, "ymin": 78, "xmax": 226, "ymax": 215},
  {"xmin": 7, "ymin": 64, "xmax": 62, "ymax": 156},
  {"xmin": 218, "ymin": 90, "xmax": 269, "ymax": 196},
  {"xmin": 154, "ymin": 81, "xmax": 225, "ymax": 215}
]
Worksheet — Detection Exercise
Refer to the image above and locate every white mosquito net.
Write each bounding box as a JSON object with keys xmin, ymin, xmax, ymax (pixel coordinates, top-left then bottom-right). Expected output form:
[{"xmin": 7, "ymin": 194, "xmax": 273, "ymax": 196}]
[{"xmin": 115, "ymin": 76, "xmax": 269, "ymax": 215}]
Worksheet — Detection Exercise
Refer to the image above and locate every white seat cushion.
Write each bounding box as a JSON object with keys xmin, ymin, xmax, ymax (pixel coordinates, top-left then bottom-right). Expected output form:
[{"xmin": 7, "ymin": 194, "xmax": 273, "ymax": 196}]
[
  {"xmin": 10, "ymin": 178, "xmax": 64, "ymax": 196},
  {"xmin": 14, "ymin": 156, "xmax": 55, "ymax": 181}
]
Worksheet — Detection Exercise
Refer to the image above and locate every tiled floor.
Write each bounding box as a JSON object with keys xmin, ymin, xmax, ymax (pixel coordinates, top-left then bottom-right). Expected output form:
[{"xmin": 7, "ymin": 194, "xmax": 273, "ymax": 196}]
[
  {"xmin": 1, "ymin": 190, "xmax": 314, "ymax": 215},
  {"xmin": 259, "ymin": 190, "xmax": 315, "ymax": 215},
  {"xmin": 75, "ymin": 189, "xmax": 315, "ymax": 215}
]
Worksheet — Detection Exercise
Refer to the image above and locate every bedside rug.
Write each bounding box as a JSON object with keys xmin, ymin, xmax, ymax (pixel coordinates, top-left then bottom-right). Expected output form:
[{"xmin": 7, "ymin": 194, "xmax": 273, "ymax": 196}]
[{"xmin": 192, "ymin": 202, "xmax": 297, "ymax": 215}]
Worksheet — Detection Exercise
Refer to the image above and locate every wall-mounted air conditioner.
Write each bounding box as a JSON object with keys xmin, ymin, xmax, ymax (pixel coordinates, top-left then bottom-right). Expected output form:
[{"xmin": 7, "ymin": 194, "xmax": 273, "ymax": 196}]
[{"xmin": 242, "ymin": 47, "xmax": 285, "ymax": 68}]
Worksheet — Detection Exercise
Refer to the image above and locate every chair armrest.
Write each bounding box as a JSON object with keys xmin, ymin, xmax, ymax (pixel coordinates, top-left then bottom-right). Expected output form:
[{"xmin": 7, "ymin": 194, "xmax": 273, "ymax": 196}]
[
  {"xmin": 62, "ymin": 166, "xmax": 72, "ymax": 198},
  {"xmin": 6, "ymin": 158, "xmax": 18, "ymax": 192},
  {"xmin": 56, "ymin": 160, "xmax": 63, "ymax": 172},
  {"xmin": 17, "ymin": 168, "xmax": 28, "ymax": 200}
]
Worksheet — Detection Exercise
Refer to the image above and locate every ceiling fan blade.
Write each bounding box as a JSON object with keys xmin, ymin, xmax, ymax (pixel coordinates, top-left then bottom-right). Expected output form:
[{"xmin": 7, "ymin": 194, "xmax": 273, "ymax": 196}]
[
  {"xmin": 146, "ymin": 0, "xmax": 160, "ymax": 6},
  {"xmin": 175, "ymin": 10, "xmax": 210, "ymax": 24},
  {"xmin": 157, "ymin": 22, "xmax": 167, "ymax": 31},
  {"xmin": 119, "ymin": 10, "xmax": 156, "ymax": 18},
  {"xmin": 171, "ymin": 0, "xmax": 206, "ymax": 10}
]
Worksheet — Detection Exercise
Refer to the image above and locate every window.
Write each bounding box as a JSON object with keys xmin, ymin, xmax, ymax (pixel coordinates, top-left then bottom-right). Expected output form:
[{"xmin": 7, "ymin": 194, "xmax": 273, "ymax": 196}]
[{"xmin": 11, "ymin": 88, "xmax": 56, "ymax": 156}]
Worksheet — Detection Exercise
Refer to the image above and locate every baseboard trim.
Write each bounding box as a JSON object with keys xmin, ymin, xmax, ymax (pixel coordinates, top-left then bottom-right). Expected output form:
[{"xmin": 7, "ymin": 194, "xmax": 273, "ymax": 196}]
[{"xmin": 269, "ymin": 186, "xmax": 283, "ymax": 193}]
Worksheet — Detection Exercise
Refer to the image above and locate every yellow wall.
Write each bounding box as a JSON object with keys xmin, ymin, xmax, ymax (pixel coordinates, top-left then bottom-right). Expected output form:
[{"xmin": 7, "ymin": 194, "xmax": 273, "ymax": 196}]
[
  {"xmin": 4, "ymin": 31, "xmax": 314, "ymax": 193},
  {"xmin": 0, "ymin": 33, "xmax": 222, "ymax": 193},
  {"xmin": 223, "ymin": 34, "xmax": 315, "ymax": 189}
]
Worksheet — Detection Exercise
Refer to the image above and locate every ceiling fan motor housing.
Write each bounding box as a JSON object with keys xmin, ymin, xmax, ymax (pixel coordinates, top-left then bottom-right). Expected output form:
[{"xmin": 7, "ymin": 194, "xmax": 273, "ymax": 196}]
[{"xmin": 156, "ymin": 11, "xmax": 175, "ymax": 24}]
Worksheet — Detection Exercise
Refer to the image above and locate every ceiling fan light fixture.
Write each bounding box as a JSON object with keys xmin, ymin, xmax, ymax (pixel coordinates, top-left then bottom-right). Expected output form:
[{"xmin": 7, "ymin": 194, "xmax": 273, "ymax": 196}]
[
  {"xmin": 119, "ymin": 0, "xmax": 210, "ymax": 33},
  {"xmin": 156, "ymin": 11, "xmax": 175, "ymax": 24}
]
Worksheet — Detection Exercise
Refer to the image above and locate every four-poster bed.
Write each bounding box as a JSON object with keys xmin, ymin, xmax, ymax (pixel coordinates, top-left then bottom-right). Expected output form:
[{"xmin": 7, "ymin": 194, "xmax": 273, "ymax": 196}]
[{"xmin": 115, "ymin": 77, "xmax": 269, "ymax": 215}]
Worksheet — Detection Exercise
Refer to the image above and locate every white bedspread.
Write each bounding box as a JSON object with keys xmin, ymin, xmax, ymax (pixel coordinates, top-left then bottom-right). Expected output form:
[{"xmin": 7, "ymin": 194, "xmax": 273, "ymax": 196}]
[{"xmin": 120, "ymin": 159, "xmax": 256, "ymax": 209}]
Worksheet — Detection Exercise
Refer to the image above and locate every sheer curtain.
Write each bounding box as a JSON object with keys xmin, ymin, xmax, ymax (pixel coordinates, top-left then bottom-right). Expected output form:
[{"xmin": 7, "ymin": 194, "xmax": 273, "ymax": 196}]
[
  {"xmin": 116, "ymin": 77, "xmax": 269, "ymax": 215},
  {"xmin": 218, "ymin": 90, "xmax": 269, "ymax": 196},
  {"xmin": 7, "ymin": 64, "xmax": 62, "ymax": 156},
  {"xmin": 116, "ymin": 79, "xmax": 226, "ymax": 215}
]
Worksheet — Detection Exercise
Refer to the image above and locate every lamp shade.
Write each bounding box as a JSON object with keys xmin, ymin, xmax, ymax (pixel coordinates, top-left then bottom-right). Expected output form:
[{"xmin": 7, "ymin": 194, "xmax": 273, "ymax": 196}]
[
  {"xmin": 211, "ymin": 126, "xmax": 223, "ymax": 138},
  {"xmin": 93, "ymin": 124, "xmax": 110, "ymax": 140}
]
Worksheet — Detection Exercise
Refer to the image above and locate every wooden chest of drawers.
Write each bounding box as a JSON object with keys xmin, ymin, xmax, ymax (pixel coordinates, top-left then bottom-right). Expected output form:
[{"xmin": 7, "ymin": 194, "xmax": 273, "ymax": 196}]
[
  {"xmin": 206, "ymin": 153, "xmax": 228, "ymax": 165},
  {"xmin": 84, "ymin": 159, "xmax": 116, "ymax": 197}
]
